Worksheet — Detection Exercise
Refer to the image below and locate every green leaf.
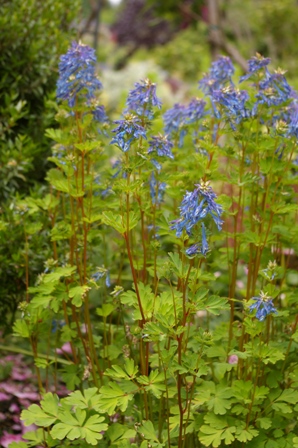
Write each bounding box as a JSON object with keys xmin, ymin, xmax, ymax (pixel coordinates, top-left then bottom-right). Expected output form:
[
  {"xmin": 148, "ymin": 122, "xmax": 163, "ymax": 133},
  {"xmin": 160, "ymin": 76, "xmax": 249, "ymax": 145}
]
[
  {"xmin": 61, "ymin": 364, "xmax": 81, "ymax": 391},
  {"xmin": 13, "ymin": 319, "xmax": 30, "ymax": 338},
  {"xmin": 204, "ymin": 295, "xmax": 229, "ymax": 315},
  {"xmin": 98, "ymin": 382, "xmax": 135, "ymax": 415},
  {"xmin": 22, "ymin": 393, "xmax": 59, "ymax": 427},
  {"xmin": 210, "ymin": 388, "xmax": 234, "ymax": 415},
  {"xmin": 74, "ymin": 141, "xmax": 101, "ymax": 153},
  {"xmin": 199, "ymin": 425, "xmax": 224, "ymax": 447},
  {"xmin": 69, "ymin": 285, "xmax": 90, "ymax": 307},
  {"xmin": 96, "ymin": 303, "xmax": 115, "ymax": 317},
  {"xmin": 138, "ymin": 420, "xmax": 159, "ymax": 442},
  {"xmin": 107, "ymin": 423, "xmax": 127, "ymax": 442},
  {"xmin": 63, "ymin": 388, "xmax": 102, "ymax": 411},
  {"xmin": 43, "ymin": 266, "xmax": 77, "ymax": 283},
  {"xmin": 46, "ymin": 168, "xmax": 69, "ymax": 194},
  {"xmin": 275, "ymin": 389, "xmax": 298, "ymax": 404},
  {"xmin": 235, "ymin": 426, "xmax": 259, "ymax": 443},
  {"xmin": 256, "ymin": 417, "xmax": 272, "ymax": 430},
  {"xmin": 51, "ymin": 410, "xmax": 107, "ymax": 446},
  {"xmin": 101, "ymin": 211, "xmax": 139, "ymax": 234}
]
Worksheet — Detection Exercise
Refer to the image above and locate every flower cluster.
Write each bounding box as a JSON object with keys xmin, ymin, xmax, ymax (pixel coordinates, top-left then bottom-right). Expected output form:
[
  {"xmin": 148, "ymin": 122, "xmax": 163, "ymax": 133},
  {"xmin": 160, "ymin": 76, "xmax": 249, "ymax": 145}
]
[
  {"xmin": 256, "ymin": 68, "xmax": 291, "ymax": 107},
  {"xmin": 211, "ymin": 86, "xmax": 251, "ymax": 129},
  {"xmin": 57, "ymin": 41, "xmax": 102, "ymax": 107},
  {"xmin": 199, "ymin": 56, "xmax": 235, "ymax": 94},
  {"xmin": 249, "ymin": 291, "xmax": 277, "ymax": 321},
  {"xmin": 148, "ymin": 135, "xmax": 174, "ymax": 160},
  {"xmin": 163, "ymin": 98, "xmax": 206, "ymax": 146},
  {"xmin": 171, "ymin": 181, "xmax": 223, "ymax": 256},
  {"xmin": 126, "ymin": 78, "xmax": 162, "ymax": 117},
  {"xmin": 111, "ymin": 114, "xmax": 146, "ymax": 152},
  {"xmin": 240, "ymin": 53, "xmax": 271, "ymax": 82}
]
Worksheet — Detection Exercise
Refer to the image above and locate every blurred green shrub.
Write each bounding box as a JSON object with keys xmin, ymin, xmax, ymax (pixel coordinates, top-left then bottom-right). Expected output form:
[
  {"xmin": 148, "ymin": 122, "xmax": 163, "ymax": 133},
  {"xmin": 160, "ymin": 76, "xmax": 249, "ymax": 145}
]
[{"xmin": 0, "ymin": 0, "xmax": 80, "ymax": 332}]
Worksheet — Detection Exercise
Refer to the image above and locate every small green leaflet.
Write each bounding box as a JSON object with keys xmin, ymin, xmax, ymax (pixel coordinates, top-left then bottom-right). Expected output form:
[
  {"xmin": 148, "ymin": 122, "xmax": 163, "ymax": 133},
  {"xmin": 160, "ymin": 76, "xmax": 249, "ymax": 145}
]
[
  {"xmin": 21, "ymin": 393, "xmax": 59, "ymax": 427},
  {"xmin": 51, "ymin": 409, "xmax": 108, "ymax": 446},
  {"xmin": 69, "ymin": 285, "xmax": 90, "ymax": 307},
  {"xmin": 98, "ymin": 382, "xmax": 135, "ymax": 414}
]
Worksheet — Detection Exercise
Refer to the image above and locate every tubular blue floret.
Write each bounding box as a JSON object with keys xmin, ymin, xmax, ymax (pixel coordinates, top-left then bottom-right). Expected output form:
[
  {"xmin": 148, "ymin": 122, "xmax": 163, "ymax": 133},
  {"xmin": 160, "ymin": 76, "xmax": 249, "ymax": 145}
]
[
  {"xmin": 201, "ymin": 223, "xmax": 209, "ymax": 255},
  {"xmin": 170, "ymin": 181, "xmax": 223, "ymax": 239},
  {"xmin": 185, "ymin": 98, "xmax": 206, "ymax": 123},
  {"xmin": 286, "ymin": 101, "xmax": 298, "ymax": 138},
  {"xmin": 111, "ymin": 114, "xmax": 147, "ymax": 152},
  {"xmin": 148, "ymin": 135, "xmax": 174, "ymax": 159},
  {"xmin": 163, "ymin": 103, "xmax": 188, "ymax": 141},
  {"xmin": 256, "ymin": 69, "xmax": 292, "ymax": 107},
  {"xmin": 210, "ymin": 86, "xmax": 251, "ymax": 127},
  {"xmin": 240, "ymin": 54, "xmax": 271, "ymax": 82},
  {"xmin": 249, "ymin": 291, "xmax": 277, "ymax": 321},
  {"xmin": 57, "ymin": 41, "xmax": 102, "ymax": 107},
  {"xmin": 199, "ymin": 56, "xmax": 235, "ymax": 94},
  {"xmin": 126, "ymin": 78, "xmax": 162, "ymax": 117}
]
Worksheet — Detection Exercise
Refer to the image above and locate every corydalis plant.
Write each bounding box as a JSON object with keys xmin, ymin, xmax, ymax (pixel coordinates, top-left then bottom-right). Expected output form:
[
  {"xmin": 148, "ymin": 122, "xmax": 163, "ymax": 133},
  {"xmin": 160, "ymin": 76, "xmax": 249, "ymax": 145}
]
[{"xmin": 171, "ymin": 180, "xmax": 223, "ymax": 256}]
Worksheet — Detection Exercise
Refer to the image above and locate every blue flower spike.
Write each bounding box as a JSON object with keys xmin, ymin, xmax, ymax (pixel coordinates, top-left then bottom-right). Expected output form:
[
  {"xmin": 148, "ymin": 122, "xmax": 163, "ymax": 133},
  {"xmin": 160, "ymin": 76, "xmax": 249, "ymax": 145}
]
[
  {"xmin": 57, "ymin": 41, "xmax": 102, "ymax": 107},
  {"xmin": 249, "ymin": 291, "xmax": 277, "ymax": 321},
  {"xmin": 171, "ymin": 180, "xmax": 223, "ymax": 258}
]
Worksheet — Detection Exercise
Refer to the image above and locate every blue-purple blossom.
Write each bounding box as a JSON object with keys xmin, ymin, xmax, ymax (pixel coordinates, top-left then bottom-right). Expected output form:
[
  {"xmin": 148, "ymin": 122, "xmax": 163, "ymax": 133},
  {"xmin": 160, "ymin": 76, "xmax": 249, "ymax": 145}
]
[
  {"xmin": 256, "ymin": 69, "xmax": 291, "ymax": 107},
  {"xmin": 185, "ymin": 223, "xmax": 209, "ymax": 257},
  {"xmin": 149, "ymin": 172, "xmax": 166, "ymax": 205},
  {"xmin": 57, "ymin": 41, "xmax": 102, "ymax": 107},
  {"xmin": 171, "ymin": 181, "xmax": 223, "ymax": 238},
  {"xmin": 111, "ymin": 114, "xmax": 147, "ymax": 152},
  {"xmin": 285, "ymin": 101, "xmax": 298, "ymax": 138},
  {"xmin": 185, "ymin": 98, "xmax": 206, "ymax": 123},
  {"xmin": 91, "ymin": 267, "xmax": 111, "ymax": 287},
  {"xmin": 148, "ymin": 135, "xmax": 174, "ymax": 159},
  {"xmin": 164, "ymin": 103, "xmax": 188, "ymax": 144},
  {"xmin": 249, "ymin": 291, "xmax": 277, "ymax": 321},
  {"xmin": 240, "ymin": 54, "xmax": 271, "ymax": 82},
  {"xmin": 93, "ymin": 105, "xmax": 108, "ymax": 122},
  {"xmin": 199, "ymin": 56, "xmax": 235, "ymax": 94},
  {"xmin": 126, "ymin": 78, "xmax": 162, "ymax": 117},
  {"xmin": 211, "ymin": 86, "xmax": 251, "ymax": 128},
  {"xmin": 163, "ymin": 99, "xmax": 206, "ymax": 146}
]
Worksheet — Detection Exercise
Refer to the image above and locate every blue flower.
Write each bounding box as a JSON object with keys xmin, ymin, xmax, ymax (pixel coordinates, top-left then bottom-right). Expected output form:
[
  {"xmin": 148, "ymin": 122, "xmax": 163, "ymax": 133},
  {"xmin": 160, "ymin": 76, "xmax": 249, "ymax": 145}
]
[
  {"xmin": 185, "ymin": 98, "xmax": 206, "ymax": 123},
  {"xmin": 185, "ymin": 223, "xmax": 209, "ymax": 257},
  {"xmin": 149, "ymin": 172, "xmax": 166, "ymax": 205},
  {"xmin": 256, "ymin": 69, "xmax": 291, "ymax": 107},
  {"xmin": 111, "ymin": 114, "xmax": 147, "ymax": 152},
  {"xmin": 57, "ymin": 41, "xmax": 102, "ymax": 107},
  {"xmin": 249, "ymin": 291, "xmax": 277, "ymax": 321},
  {"xmin": 170, "ymin": 181, "xmax": 223, "ymax": 237},
  {"xmin": 91, "ymin": 267, "xmax": 111, "ymax": 287},
  {"xmin": 92, "ymin": 105, "xmax": 108, "ymax": 122},
  {"xmin": 285, "ymin": 101, "xmax": 298, "ymax": 138},
  {"xmin": 210, "ymin": 86, "xmax": 251, "ymax": 128},
  {"xmin": 148, "ymin": 135, "xmax": 174, "ymax": 159},
  {"xmin": 240, "ymin": 54, "xmax": 271, "ymax": 82},
  {"xmin": 199, "ymin": 56, "xmax": 235, "ymax": 94},
  {"xmin": 126, "ymin": 78, "xmax": 162, "ymax": 117},
  {"xmin": 163, "ymin": 103, "xmax": 188, "ymax": 145},
  {"xmin": 163, "ymin": 99, "xmax": 206, "ymax": 146}
]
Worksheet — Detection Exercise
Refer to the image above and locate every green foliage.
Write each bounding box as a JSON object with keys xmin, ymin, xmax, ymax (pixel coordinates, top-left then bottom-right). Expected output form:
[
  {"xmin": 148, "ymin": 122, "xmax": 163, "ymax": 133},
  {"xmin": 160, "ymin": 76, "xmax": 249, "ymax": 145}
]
[
  {"xmin": 5, "ymin": 40, "xmax": 298, "ymax": 448},
  {"xmin": 0, "ymin": 0, "xmax": 80, "ymax": 333}
]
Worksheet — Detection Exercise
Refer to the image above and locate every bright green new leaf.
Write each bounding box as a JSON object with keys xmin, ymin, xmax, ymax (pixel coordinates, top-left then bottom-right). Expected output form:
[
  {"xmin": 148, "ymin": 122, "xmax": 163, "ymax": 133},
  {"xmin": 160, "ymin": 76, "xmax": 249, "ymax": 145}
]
[
  {"xmin": 22, "ymin": 393, "xmax": 59, "ymax": 427},
  {"xmin": 96, "ymin": 303, "xmax": 115, "ymax": 317},
  {"xmin": 43, "ymin": 266, "xmax": 77, "ymax": 284},
  {"xmin": 63, "ymin": 388, "xmax": 102, "ymax": 412},
  {"xmin": 69, "ymin": 285, "xmax": 90, "ymax": 307},
  {"xmin": 138, "ymin": 420, "xmax": 159, "ymax": 442}
]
